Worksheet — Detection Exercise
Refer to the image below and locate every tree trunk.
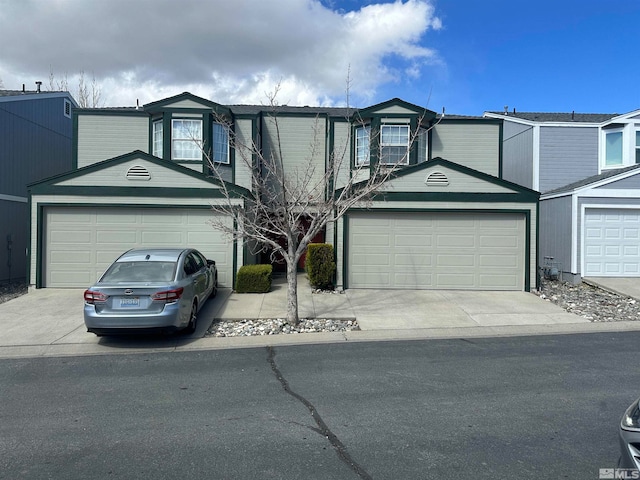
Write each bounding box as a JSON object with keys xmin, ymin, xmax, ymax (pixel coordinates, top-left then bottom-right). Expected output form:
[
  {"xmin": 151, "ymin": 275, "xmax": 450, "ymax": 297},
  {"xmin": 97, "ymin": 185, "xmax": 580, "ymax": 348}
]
[{"xmin": 285, "ymin": 258, "xmax": 299, "ymax": 326}]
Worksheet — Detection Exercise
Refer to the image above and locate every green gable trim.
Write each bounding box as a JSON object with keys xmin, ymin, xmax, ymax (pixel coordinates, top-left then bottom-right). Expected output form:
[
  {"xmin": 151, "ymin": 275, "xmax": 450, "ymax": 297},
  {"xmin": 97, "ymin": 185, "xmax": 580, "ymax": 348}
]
[
  {"xmin": 144, "ymin": 92, "xmax": 231, "ymax": 117},
  {"xmin": 355, "ymin": 97, "xmax": 437, "ymax": 120},
  {"xmin": 28, "ymin": 150, "xmax": 251, "ymax": 198},
  {"xmin": 31, "ymin": 185, "xmax": 247, "ymax": 199},
  {"xmin": 368, "ymin": 191, "xmax": 538, "ymax": 203}
]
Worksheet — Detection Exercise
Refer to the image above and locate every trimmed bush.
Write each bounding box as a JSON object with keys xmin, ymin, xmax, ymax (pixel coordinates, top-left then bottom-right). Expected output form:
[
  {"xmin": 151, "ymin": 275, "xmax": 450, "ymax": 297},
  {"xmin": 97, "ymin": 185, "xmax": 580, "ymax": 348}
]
[
  {"xmin": 305, "ymin": 243, "xmax": 336, "ymax": 290},
  {"xmin": 235, "ymin": 264, "xmax": 273, "ymax": 293}
]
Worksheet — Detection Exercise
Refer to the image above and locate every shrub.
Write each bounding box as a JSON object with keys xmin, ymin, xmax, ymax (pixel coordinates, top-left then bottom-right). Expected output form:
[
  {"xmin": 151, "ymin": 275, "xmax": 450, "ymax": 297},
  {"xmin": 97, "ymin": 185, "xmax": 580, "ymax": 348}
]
[
  {"xmin": 235, "ymin": 264, "xmax": 273, "ymax": 293},
  {"xmin": 305, "ymin": 243, "xmax": 336, "ymax": 290}
]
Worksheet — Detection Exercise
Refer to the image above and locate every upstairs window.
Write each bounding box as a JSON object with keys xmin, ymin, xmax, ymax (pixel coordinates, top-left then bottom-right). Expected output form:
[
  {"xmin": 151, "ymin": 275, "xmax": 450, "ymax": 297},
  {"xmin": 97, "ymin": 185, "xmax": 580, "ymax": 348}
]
[
  {"xmin": 605, "ymin": 130, "xmax": 623, "ymax": 167},
  {"xmin": 355, "ymin": 125, "xmax": 370, "ymax": 166},
  {"xmin": 380, "ymin": 125, "xmax": 409, "ymax": 165},
  {"xmin": 212, "ymin": 122, "xmax": 230, "ymax": 164},
  {"xmin": 636, "ymin": 131, "xmax": 640, "ymax": 164},
  {"xmin": 152, "ymin": 120, "xmax": 163, "ymax": 158},
  {"xmin": 172, "ymin": 119, "xmax": 202, "ymax": 161}
]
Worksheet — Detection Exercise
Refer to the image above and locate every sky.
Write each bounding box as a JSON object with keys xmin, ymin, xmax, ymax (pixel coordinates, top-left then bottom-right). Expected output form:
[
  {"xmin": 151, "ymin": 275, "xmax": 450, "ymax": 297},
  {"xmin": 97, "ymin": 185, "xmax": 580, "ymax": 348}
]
[{"xmin": 0, "ymin": 0, "xmax": 639, "ymax": 115}]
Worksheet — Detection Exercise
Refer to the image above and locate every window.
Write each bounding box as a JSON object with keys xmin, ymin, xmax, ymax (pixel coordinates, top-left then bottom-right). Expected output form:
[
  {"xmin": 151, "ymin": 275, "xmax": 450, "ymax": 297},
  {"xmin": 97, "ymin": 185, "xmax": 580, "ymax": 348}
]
[
  {"xmin": 417, "ymin": 127, "xmax": 428, "ymax": 163},
  {"xmin": 152, "ymin": 120, "xmax": 163, "ymax": 158},
  {"xmin": 636, "ymin": 131, "xmax": 640, "ymax": 164},
  {"xmin": 212, "ymin": 122, "xmax": 230, "ymax": 164},
  {"xmin": 172, "ymin": 119, "xmax": 202, "ymax": 161},
  {"xmin": 355, "ymin": 126, "xmax": 370, "ymax": 166},
  {"xmin": 380, "ymin": 125, "xmax": 409, "ymax": 165},
  {"xmin": 605, "ymin": 131, "xmax": 623, "ymax": 166}
]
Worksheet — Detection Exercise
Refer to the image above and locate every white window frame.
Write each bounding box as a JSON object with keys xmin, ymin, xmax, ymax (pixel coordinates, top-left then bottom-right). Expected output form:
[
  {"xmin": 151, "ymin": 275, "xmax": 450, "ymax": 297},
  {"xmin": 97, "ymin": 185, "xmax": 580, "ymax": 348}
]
[
  {"xmin": 152, "ymin": 120, "xmax": 163, "ymax": 158},
  {"xmin": 212, "ymin": 122, "xmax": 230, "ymax": 164},
  {"xmin": 636, "ymin": 130, "xmax": 640, "ymax": 164},
  {"xmin": 171, "ymin": 119, "xmax": 203, "ymax": 161},
  {"xmin": 380, "ymin": 124, "xmax": 410, "ymax": 165},
  {"xmin": 355, "ymin": 125, "xmax": 370, "ymax": 166},
  {"xmin": 603, "ymin": 129, "xmax": 623, "ymax": 167}
]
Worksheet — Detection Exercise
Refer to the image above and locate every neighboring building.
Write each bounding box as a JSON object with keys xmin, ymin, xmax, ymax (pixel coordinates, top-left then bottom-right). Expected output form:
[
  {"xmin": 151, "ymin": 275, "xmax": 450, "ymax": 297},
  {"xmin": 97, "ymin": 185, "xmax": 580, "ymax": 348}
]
[
  {"xmin": 29, "ymin": 93, "xmax": 539, "ymax": 292},
  {"xmin": 0, "ymin": 87, "xmax": 77, "ymax": 283},
  {"xmin": 485, "ymin": 109, "xmax": 640, "ymax": 282}
]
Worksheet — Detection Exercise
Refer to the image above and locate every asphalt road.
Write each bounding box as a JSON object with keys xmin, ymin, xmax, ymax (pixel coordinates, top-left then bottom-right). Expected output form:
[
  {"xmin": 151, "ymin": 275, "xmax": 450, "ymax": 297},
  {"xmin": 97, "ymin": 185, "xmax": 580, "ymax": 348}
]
[{"xmin": 1, "ymin": 332, "xmax": 637, "ymax": 479}]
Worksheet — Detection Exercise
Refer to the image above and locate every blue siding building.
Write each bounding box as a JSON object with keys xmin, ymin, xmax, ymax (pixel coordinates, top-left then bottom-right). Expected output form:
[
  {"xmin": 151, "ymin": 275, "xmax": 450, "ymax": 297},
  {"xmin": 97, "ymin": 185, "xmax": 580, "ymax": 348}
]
[{"xmin": 0, "ymin": 88, "xmax": 77, "ymax": 283}]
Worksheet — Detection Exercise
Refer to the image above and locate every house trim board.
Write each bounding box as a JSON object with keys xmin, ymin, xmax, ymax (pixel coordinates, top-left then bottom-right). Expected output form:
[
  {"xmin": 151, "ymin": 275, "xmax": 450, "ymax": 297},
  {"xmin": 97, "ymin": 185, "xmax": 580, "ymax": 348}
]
[{"xmin": 0, "ymin": 193, "xmax": 28, "ymax": 203}]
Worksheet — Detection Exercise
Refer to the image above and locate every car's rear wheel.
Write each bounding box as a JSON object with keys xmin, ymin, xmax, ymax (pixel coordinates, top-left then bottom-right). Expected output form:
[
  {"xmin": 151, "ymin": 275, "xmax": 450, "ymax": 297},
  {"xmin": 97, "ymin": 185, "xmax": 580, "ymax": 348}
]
[{"xmin": 184, "ymin": 302, "xmax": 197, "ymax": 334}]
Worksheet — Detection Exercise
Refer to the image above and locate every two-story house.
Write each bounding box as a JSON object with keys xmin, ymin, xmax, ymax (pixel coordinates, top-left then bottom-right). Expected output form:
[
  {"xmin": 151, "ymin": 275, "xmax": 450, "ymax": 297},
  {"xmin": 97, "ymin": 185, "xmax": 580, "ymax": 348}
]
[
  {"xmin": 28, "ymin": 93, "xmax": 539, "ymax": 292},
  {"xmin": 0, "ymin": 86, "xmax": 77, "ymax": 283},
  {"xmin": 485, "ymin": 109, "xmax": 640, "ymax": 283}
]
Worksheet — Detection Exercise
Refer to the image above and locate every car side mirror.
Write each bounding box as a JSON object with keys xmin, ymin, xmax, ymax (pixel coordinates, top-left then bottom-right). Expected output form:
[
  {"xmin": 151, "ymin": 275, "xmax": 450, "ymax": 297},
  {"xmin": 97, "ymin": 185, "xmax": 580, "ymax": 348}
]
[{"xmin": 207, "ymin": 259, "xmax": 216, "ymax": 267}]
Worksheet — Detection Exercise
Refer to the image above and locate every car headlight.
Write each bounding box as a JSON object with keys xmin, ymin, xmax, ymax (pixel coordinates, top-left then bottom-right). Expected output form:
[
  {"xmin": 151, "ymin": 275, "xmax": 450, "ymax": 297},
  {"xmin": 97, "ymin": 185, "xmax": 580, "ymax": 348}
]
[{"xmin": 622, "ymin": 399, "xmax": 640, "ymax": 430}]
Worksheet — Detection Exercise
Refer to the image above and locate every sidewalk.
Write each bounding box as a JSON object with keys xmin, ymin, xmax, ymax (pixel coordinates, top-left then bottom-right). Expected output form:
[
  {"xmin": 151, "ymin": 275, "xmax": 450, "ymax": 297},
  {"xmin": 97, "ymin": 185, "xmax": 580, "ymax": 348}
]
[{"xmin": 1, "ymin": 275, "xmax": 640, "ymax": 359}]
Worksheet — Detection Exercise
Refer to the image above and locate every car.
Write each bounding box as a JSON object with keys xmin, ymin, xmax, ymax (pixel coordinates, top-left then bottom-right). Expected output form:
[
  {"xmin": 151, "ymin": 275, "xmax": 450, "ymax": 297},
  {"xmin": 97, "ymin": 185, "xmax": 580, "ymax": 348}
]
[
  {"xmin": 619, "ymin": 397, "xmax": 640, "ymax": 472},
  {"xmin": 83, "ymin": 248, "xmax": 217, "ymax": 336}
]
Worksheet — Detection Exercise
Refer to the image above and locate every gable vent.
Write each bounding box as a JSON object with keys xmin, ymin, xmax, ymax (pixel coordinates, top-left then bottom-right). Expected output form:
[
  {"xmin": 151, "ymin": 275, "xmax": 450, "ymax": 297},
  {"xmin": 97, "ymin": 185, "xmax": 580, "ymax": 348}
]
[
  {"xmin": 126, "ymin": 165, "xmax": 151, "ymax": 181},
  {"xmin": 425, "ymin": 172, "xmax": 449, "ymax": 186}
]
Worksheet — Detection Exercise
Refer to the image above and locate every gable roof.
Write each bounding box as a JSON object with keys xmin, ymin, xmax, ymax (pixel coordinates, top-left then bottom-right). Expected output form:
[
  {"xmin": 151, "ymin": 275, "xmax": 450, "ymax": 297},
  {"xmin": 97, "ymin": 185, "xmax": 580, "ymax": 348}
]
[
  {"xmin": 29, "ymin": 150, "xmax": 251, "ymax": 199},
  {"xmin": 485, "ymin": 111, "xmax": 618, "ymax": 123},
  {"xmin": 541, "ymin": 164, "xmax": 640, "ymax": 198}
]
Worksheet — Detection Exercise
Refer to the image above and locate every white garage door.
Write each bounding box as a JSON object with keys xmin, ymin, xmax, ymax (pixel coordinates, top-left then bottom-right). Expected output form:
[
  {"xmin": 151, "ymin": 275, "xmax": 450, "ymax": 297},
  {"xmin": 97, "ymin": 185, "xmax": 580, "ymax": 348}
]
[
  {"xmin": 584, "ymin": 208, "xmax": 640, "ymax": 276},
  {"xmin": 44, "ymin": 206, "xmax": 233, "ymax": 287},
  {"xmin": 348, "ymin": 212, "xmax": 525, "ymax": 290}
]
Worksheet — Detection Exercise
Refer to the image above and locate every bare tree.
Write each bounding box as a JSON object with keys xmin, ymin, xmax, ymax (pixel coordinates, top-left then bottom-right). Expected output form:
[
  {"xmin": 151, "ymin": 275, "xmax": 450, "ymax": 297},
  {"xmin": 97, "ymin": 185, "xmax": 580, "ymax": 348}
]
[
  {"xmin": 205, "ymin": 88, "xmax": 443, "ymax": 326},
  {"xmin": 48, "ymin": 68, "xmax": 102, "ymax": 107}
]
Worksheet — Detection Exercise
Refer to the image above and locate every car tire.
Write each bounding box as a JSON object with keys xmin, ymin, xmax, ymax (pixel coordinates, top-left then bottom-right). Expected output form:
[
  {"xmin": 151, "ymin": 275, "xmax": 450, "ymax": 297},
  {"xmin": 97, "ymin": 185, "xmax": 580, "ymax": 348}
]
[
  {"xmin": 209, "ymin": 275, "xmax": 218, "ymax": 298},
  {"xmin": 184, "ymin": 302, "xmax": 197, "ymax": 334}
]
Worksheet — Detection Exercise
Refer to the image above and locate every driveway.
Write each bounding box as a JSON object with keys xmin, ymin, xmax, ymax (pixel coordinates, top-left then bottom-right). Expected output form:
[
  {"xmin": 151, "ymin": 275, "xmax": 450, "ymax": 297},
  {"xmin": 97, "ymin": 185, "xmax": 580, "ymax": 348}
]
[{"xmin": 584, "ymin": 277, "xmax": 640, "ymax": 300}]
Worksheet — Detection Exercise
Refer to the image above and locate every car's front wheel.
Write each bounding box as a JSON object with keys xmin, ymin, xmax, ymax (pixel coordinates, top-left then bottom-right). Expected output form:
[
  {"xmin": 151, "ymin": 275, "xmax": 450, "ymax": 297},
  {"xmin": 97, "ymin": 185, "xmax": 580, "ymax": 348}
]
[{"xmin": 184, "ymin": 302, "xmax": 197, "ymax": 334}]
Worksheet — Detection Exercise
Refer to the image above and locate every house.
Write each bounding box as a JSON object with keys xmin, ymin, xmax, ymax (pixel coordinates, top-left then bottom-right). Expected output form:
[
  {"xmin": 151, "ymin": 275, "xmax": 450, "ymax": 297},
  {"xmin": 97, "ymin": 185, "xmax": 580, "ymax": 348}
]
[
  {"xmin": 28, "ymin": 93, "xmax": 539, "ymax": 292},
  {"xmin": 484, "ymin": 109, "xmax": 640, "ymax": 282},
  {"xmin": 0, "ymin": 86, "xmax": 77, "ymax": 283}
]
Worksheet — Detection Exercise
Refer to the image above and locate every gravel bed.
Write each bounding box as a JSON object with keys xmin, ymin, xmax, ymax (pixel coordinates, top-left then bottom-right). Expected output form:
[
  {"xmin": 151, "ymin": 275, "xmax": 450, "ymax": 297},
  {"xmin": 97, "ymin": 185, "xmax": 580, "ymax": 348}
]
[
  {"xmin": 0, "ymin": 281, "xmax": 28, "ymax": 305},
  {"xmin": 207, "ymin": 318, "xmax": 359, "ymax": 337},
  {"xmin": 535, "ymin": 279, "xmax": 640, "ymax": 322}
]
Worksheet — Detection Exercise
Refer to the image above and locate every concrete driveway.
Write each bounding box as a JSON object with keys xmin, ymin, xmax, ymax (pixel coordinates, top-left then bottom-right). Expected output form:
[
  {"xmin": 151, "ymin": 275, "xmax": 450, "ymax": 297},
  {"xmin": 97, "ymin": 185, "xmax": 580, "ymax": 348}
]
[{"xmin": 5, "ymin": 275, "xmax": 640, "ymax": 358}]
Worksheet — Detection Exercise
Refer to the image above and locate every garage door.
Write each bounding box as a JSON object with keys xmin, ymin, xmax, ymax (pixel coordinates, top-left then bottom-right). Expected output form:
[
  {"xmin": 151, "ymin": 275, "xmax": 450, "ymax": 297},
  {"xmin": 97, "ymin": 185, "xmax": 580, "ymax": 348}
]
[
  {"xmin": 44, "ymin": 206, "xmax": 233, "ymax": 287},
  {"xmin": 348, "ymin": 212, "xmax": 525, "ymax": 290},
  {"xmin": 584, "ymin": 208, "xmax": 640, "ymax": 276}
]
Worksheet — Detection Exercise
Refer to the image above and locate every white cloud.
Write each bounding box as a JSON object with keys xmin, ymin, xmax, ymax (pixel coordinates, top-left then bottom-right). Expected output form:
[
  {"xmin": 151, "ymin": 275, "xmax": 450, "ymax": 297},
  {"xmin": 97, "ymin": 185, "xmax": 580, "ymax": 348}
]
[{"xmin": 0, "ymin": 0, "xmax": 442, "ymax": 107}]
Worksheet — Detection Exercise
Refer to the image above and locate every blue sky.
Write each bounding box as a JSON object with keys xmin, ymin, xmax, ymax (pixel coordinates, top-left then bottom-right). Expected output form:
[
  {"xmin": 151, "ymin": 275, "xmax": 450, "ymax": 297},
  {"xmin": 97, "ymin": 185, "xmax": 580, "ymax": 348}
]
[
  {"xmin": 370, "ymin": 0, "xmax": 640, "ymax": 115},
  {"xmin": 0, "ymin": 0, "xmax": 638, "ymax": 115}
]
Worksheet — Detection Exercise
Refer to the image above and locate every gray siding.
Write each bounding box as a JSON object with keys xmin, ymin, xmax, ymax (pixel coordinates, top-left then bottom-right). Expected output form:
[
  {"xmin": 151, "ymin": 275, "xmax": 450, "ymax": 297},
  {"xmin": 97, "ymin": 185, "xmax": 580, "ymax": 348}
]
[
  {"xmin": 502, "ymin": 121, "xmax": 533, "ymax": 189},
  {"xmin": 539, "ymin": 195, "xmax": 573, "ymax": 278},
  {"xmin": 0, "ymin": 94, "xmax": 73, "ymax": 283},
  {"xmin": 539, "ymin": 126, "xmax": 599, "ymax": 193},
  {"xmin": 598, "ymin": 173, "xmax": 640, "ymax": 189}
]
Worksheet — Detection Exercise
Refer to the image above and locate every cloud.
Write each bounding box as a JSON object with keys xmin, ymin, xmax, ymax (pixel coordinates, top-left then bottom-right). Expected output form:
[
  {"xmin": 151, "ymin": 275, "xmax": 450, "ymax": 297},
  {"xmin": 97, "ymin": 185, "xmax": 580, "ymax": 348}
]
[{"xmin": 0, "ymin": 0, "xmax": 442, "ymax": 107}]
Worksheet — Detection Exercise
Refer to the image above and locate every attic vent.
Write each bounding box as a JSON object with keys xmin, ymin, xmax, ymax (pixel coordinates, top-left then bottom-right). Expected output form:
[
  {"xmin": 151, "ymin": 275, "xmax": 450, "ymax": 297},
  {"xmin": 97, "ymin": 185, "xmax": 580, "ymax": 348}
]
[
  {"xmin": 64, "ymin": 99, "xmax": 71, "ymax": 118},
  {"xmin": 425, "ymin": 172, "xmax": 449, "ymax": 187},
  {"xmin": 126, "ymin": 165, "xmax": 151, "ymax": 181}
]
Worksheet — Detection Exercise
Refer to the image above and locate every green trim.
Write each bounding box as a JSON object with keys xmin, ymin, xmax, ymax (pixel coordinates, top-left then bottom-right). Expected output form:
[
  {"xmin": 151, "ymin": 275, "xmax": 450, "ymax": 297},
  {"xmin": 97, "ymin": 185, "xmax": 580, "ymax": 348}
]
[
  {"xmin": 342, "ymin": 208, "xmax": 534, "ymax": 292},
  {"xmin": 437, "ymin": 117, "xmax": 502, "ymax": 125},
  {"xmin": 27, "ymin": 195, "xmax": 32, "ymax": 285},
  {"xmin": 535, "ymin": 201, "xmax": 540, "ymax": 290},
  {"xmin": 36, "ymin": 204, "xmax": 43, "ymax": 288},
  {"xmin": 75, "ymin": 109, "xmax": 148, "ymax": 117},
  {"xmin": 356, "ymin": 98, "xmax": 437, "ymax": 120},
  {"xmin": 162, "ymin": 115, "xmax": 171, "ymax": 161},
  {"xmin": 233, "ymin": 219, "xmax": 239, "ymax": 290},
  {"xmin": 368, "ymin": 191, "xmax": 539, "ymax": 203},
  {"xmin": 28, "ymin": 150, "xmax": 251, "ymax": 197},
  {"xmin": 31, "ymin": 185, "xmax": 245, "ymax": 199},
  {"xmin": 143, "ymin": 92, "xmax": 231, "ymax": 116},
  {"xmin": 498, "ymin": 119, "xmax": 504, "ymax": 179}
]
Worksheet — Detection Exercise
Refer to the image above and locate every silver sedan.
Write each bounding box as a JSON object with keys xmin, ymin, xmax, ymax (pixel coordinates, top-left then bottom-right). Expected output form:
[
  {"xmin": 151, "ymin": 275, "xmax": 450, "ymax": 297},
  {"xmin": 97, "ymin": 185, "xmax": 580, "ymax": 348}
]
[{"xmin": 83, "ymin": 248, "xmax": 217, "ymax": 335}]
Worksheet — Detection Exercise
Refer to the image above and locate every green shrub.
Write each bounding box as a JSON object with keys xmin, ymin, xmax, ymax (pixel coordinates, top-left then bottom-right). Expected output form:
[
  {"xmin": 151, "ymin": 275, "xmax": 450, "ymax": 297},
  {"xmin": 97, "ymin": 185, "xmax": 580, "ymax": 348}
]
[
  {"xmin": 235, "ymin": 264, "xmax": 273, "ymax": 293},
  {"xmin": 305, "ymin": 243, "xmax": 336, "ymax": 290}
]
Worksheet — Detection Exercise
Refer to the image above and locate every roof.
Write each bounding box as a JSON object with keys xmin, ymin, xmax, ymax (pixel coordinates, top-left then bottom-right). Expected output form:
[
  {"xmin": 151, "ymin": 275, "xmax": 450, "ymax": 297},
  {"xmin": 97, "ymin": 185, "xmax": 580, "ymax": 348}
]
[
  {"xmin": 486, "ymin": 111, "xmax": 618, "ymax": 123},
  {"xmin": 543, "ymin": 164, "xmax": 640, "ymax": 196}
]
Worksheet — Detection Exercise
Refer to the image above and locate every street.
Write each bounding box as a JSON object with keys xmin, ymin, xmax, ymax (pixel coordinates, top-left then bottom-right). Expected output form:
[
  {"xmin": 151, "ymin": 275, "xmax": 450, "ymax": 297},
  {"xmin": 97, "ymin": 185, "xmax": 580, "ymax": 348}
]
[{"xmin": 1, "ymin": 332, "xmax": 637, "ymax": 479}]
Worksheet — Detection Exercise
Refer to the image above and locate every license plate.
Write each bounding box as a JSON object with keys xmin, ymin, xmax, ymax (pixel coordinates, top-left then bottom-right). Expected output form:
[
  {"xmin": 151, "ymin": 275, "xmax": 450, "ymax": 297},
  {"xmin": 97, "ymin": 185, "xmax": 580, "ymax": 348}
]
[{"xmin": 120, "ymin": 297, "xmax": 140, "ymax": 308}]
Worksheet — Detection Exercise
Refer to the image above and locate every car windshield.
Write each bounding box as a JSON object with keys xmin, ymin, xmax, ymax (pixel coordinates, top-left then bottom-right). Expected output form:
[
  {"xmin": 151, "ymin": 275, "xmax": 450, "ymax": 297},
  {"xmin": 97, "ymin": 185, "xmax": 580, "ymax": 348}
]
[{"xmin": 100, "ymin": 261, "xmax": 177, "ymax": 283}]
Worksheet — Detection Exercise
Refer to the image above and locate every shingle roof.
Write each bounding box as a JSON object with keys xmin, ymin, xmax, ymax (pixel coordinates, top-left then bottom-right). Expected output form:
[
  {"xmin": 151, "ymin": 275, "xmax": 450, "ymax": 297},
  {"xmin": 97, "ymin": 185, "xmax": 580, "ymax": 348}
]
[
  {"xmin": 543, "ymin": 164, "xmax": 640, "ymax": 196},
  {"xmin": 487, "ymin": 111, "xmax": 618, "ymax": 123}
]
